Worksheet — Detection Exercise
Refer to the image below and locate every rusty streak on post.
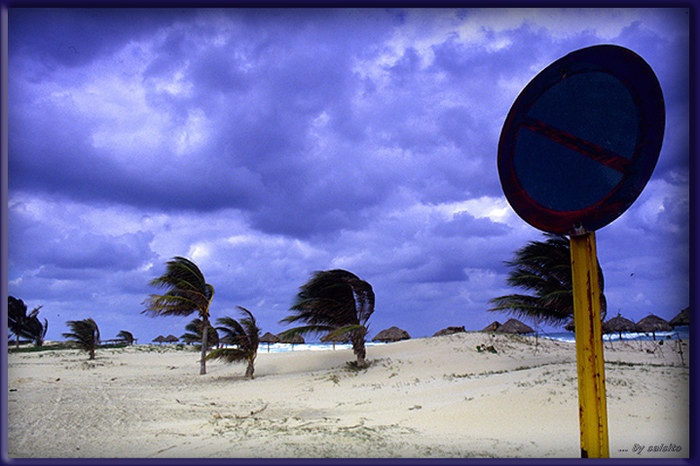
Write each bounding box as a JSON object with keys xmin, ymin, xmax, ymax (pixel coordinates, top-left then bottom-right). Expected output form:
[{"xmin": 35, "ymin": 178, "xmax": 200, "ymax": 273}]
[{"xmin": 570, "ymin": 231, "xmax": 609, "ymax": 458}]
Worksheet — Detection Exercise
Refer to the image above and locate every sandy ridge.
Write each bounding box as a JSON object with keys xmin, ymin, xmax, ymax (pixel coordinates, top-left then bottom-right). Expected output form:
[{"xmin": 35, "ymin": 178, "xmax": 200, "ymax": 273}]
[{"xmin": 7, "ymin": 333, "xmax": 689, "ymax": 458}]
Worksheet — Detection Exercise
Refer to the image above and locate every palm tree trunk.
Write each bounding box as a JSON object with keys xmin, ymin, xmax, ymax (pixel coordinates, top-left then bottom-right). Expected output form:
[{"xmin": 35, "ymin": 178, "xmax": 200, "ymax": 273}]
[
  {"xmin": 351, "ymin": 335, "xmax": 366, "ymax": 367},
  {"xmin": 200, "ymin": 316, "xmax": 209, "ymax": 375},
  {"xmin": 245, "ymin": 359, "xmax": 255, "ymax": 379}
]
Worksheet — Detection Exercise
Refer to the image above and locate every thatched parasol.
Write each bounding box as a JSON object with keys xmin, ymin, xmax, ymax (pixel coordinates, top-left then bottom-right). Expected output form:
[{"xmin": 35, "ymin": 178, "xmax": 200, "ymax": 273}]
[
  {"xmin": 636, "ymin": 314, "xmax": 672, "ymax": 341},
  {"xmin": 321, "ymin": 331, "xmax": 350, "ymax": 350},
  {"xmin": 153, "ymin": 335, "xmax": 166, "ymax": 344},
  {"xmin": 164, "ymin": 334, "xmax": 179, "ymax": 343},
  {"xmin": 259, "ymin": 332, "xmax": 280, "ymax": 352},
  {"xmin": 497, "ymin": 318, "xmax": 535, "ymax": 334},
  {"xmin": 279, "ymin": 333, "xmax": 304, "ymax": 350},
  {"xmin": 669, "ymin": 307, "xmax": 689, "ymax": 328},
  {"xmin": 433, "ymin": 326, "xmax": 466, "ymax": 337},
  {"xmin": 602, "ymin": 315, "xmax": 639, "ymax": 341},
  {"xmin": 372, "ymin": 326, "xmax": 411, "ymax": 343},
  {"xmin": 482, "ymin": 321, "xmax": 502, "ymax": 332}
]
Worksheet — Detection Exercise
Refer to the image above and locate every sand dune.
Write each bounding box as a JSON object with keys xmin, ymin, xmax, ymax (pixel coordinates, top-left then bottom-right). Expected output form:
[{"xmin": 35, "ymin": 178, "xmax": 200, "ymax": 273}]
[{"xmin": 7, "ymin": 333, "xmax": 689, "ymax": 458}]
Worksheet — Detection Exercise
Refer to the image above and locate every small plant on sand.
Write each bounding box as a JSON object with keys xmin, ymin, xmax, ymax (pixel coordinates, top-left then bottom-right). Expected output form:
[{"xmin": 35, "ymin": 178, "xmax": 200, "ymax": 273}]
[
  {"xmin": 345, "ymin": 360, "xmax": 373, "ymax": 372},
  {"xmin": 62, "ymin": 318, "xmax": 100, "ymax": 360},
  {"xmin": 476, "ymin": 344, "xmax": 497, "ymax": 354},
  {"xmin": 206, "ymin": 307, "xmax": 261, "ymax": 379}
]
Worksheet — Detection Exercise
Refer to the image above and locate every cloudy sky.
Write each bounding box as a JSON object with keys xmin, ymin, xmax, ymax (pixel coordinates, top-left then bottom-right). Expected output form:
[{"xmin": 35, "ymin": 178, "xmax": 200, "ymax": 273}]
[{"xmin": 6, "ymin": 8, "xmax": 690, "ymax": 345}]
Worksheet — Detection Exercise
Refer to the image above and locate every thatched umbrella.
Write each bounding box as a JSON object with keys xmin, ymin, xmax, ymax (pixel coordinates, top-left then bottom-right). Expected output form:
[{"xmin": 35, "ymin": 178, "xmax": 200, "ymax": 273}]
[
  {"xmin": 669, "ymin": 308, "xmax": 689, "ymax": 328},
  {"xmin": 433, "ymin": 326, "xmax": 466, "ymax": 337},
  {"xmin": 602, "ymin": 315, "xmax": 639, "ymax": 341},
  {"xmin": 164, "ymin": 334, "xmax": 179, "ymax": 344},
  {"xmin": 497, "ymin": 318, "xmax": 535, "ymax": 334},
  {"xmin": 482, "ymin": 321, "xmax": 502, "ymax": 332},
  {"xmin": 259, "ymin": 332, "xmax": 280, "ymax": 352},
  {"xmin": 153, "ymin": 335, "xmax": 166, "ymax": 345},
  {"xmin": 321, "ymin": 331, "xmax": 350, "ymax": 350},
  {"xmin": 636, "ymin": 314, "xmax": 672, "ymax": 341},
  {"xmin": 372, "ymin": 326, "xmax": 411, "ymax": 343},
  {"xmin": 279, "ymin": 333, "xmax": 304, "ymax": 350}
]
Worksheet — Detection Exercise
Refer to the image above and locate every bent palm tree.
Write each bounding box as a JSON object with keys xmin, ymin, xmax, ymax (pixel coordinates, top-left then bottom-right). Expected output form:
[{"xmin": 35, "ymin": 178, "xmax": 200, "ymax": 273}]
[
  {"xmin": 280, "ymin": 269, "xmax": 374, "ymax": 367},
  {"xmin": 206, "ymin": 307, "xmax": 260, "ymax": 379},
  {"xmin": 181, "ymin": 318, "xmax": 219, "ymax": 349},
  {"xmin": 488, "ymin": 234, "xmax": 606, "ymax": 327},
  {"xmin": 24, "ymin": 314, "xmax": 48, "ymax": 347},
  {"xmin": 62, "ymin": 318, "xmax": 100, "ymax": 360},
  {"xmin": 116, "ymin": 330, "xmax": 135, "ymax": 345},
  {"xmin": 8, "ymin": 297, "xmax": 46, "ymax": 348},
  {"xmin": 143, "ymin": 256, "xmax": 215, "ymax": 375}
]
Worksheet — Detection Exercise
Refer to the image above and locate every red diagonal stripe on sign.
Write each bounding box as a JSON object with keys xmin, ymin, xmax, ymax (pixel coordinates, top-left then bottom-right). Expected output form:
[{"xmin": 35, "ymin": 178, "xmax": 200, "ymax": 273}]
[{"xmin": 521, "ymin": 117, "xmax": 632, "ymax": 173}]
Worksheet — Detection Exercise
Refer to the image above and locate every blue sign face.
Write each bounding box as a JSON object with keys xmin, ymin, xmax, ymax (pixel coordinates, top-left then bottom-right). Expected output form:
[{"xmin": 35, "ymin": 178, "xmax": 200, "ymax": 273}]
[{"xmin": 498, "ymin": 45, "xmax": 665, "ymax": 235}]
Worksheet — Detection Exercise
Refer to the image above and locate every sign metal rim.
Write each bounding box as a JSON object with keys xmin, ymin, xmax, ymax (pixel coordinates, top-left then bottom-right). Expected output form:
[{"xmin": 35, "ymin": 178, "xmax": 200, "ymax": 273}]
[{"xmin": 497, "ymin": 44, "xmax": 665, "ymax": 235}]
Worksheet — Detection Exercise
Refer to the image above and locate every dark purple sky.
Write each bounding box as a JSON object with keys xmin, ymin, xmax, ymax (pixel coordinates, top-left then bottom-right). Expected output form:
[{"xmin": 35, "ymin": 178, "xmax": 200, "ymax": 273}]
[{"xmin": 6, "ymin": 8, "xmax": 690, "ymax": 344}]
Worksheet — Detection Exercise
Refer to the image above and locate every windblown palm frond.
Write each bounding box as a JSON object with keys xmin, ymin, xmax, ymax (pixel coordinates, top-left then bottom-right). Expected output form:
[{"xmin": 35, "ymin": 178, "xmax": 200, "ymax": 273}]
[
  {"xmin": 280, "ymin": 269, "xmax": 374, "ymax": 366},
  {"xmin": 206, "ymin": 307, "xmax": 260, "ymax": 379},
  {"xmin": 116, "ymin": 330, "xmax": 134, "ymax": 345},
  {"xmin": 24, "ymin": 316, "xmax": 48, "ymax": 347},
  {"xmin": 143, "ymin": 256, "xmax": 215, "ymax": 375},
  {"xmin": 489, "ymin": 234, "xmax": 606, "ymax": 327},
  {"xmin": 181, "ymin": 318, "xmax": 219, "ymax": 349},
  {"xmin": 143, "ymin": 256, "xmax": 214, "ymax": 318},
  {"xmin": 8, "ymin": 297, "xmax": 47, "ymax": 347},
  {"xmin": 62, "ymin": 318, "xmax": 100, "ymax": 359}
]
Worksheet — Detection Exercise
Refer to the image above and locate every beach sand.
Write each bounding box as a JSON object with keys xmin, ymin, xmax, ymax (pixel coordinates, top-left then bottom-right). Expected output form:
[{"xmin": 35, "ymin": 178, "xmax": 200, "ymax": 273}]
[{"xmin": 7, "ymin": 333, "xmax": 689, "ymax": 459}]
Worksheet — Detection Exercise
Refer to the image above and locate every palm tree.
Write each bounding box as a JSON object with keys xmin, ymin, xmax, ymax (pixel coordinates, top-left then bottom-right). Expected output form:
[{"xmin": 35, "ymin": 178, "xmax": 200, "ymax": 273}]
[
  {"xmin": 8, "ymin": 297, "xmax": 46, "ymax": 348},
  {"xmin": 143, "ymin": 256, "xmax": 215, "ymax": 375},
  {"xmin": 280, "ymin": 269, "xmax": 375, "ymax": 367},
  {"xmin": 62, "ymin": 318, "xmax": 100, "ymax": 360},
  {"xmin": 488, "ymin": 234, "xmax": 606, "ymax": 327},
  {"xmin": 181, "ymin": 318, "xmax": 219, "ymax": 349},
  {"xmin": 206, "ymin": 307, "xmax": 261, "ymax": 379},
  {"xmin": 116, "ymin": 330, "xmax": 135, "ymax": 345},
  {"xmin": 24, "ymin": 314, "xmax": 48, "ymax": 347}
]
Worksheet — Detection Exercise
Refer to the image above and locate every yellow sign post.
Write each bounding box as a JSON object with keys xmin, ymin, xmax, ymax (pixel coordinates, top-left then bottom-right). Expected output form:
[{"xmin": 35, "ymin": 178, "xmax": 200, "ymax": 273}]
[
  {"xmin": 569, "ymin": 231, "xmax": 609, "ymax": 458},
  {"xmin": 497, "ymin": 46, "xmax": 664, "ymax": 458}
]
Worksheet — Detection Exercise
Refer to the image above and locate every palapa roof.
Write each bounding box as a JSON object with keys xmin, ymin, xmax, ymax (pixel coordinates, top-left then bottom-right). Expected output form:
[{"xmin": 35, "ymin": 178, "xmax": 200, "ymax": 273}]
[
  {"xmin": 372, "ymin": 326, "xmax": 411, "ymax": 342},
  {"xmin": 321, "ymin": 332, "xmax": 350, "ymax": 343},
  {"xmin": 153, "ymin": 335, "xmax": 166, "ymax": 343},
  {"xmin": 259, "ymin": 332, "xmax": 280, "ymax": 344},
  {"xmin": 602, "ymin": 315, "xmax": 639, "ymax": 334},
  {"xmin": 669, "ymin": 308, "xmax": 689, "ymax": 327},
  {"xmin": 433, "ymin": 326, "xmax": 466, "ymax": 337},
  {"xmin": 636, "ymin": 314, "xmax": 672, "ymax": 332},
  {"xmin": 482, "ymin": 321, "xmax": 502, "ymax": 332},
  {"xmin": 496, "ymin": 318, "xmax": 535, "ymax": 334},
  {"xmin": 164, "ymin": 334, "xmax": 179, "ymax": 343},
  {"xmin": 279, "ymin": 333, "xmax": 305, "ymax": 344}
]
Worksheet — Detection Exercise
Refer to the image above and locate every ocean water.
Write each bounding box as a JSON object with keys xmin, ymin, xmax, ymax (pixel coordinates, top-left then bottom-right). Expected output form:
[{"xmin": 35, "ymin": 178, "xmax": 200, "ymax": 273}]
[
  {"xmin": 541, "ymin": 326, "xmax": 689, "ymax": 343},
  {"xmin": 254, "ymin": 326, "xmax": 689, "ymax": 353},
  {"xmin": 257, "ymin": 341, "xmax": 386, "ymax": 354}
]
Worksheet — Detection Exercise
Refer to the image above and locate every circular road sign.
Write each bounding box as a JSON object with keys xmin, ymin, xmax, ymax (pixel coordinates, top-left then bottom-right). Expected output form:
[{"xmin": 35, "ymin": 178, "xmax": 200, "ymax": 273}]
[{"xmin": 497, "ymin": 44, "xmax": 665, "ymax": 235}]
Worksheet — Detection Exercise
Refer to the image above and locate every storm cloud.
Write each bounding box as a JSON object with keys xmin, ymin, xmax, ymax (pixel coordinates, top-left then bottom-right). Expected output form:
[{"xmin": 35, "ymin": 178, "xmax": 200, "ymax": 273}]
[{"xmin": 7, "ymin": 8, "xmax": 690, "ymax": 343}]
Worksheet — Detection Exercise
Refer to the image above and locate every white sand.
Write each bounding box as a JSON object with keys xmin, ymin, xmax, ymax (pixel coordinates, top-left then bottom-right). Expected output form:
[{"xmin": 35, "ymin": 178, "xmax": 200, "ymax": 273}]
[{"xmin": 6, "ymin": 333, "xmax": 689, "ymax": 458}]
